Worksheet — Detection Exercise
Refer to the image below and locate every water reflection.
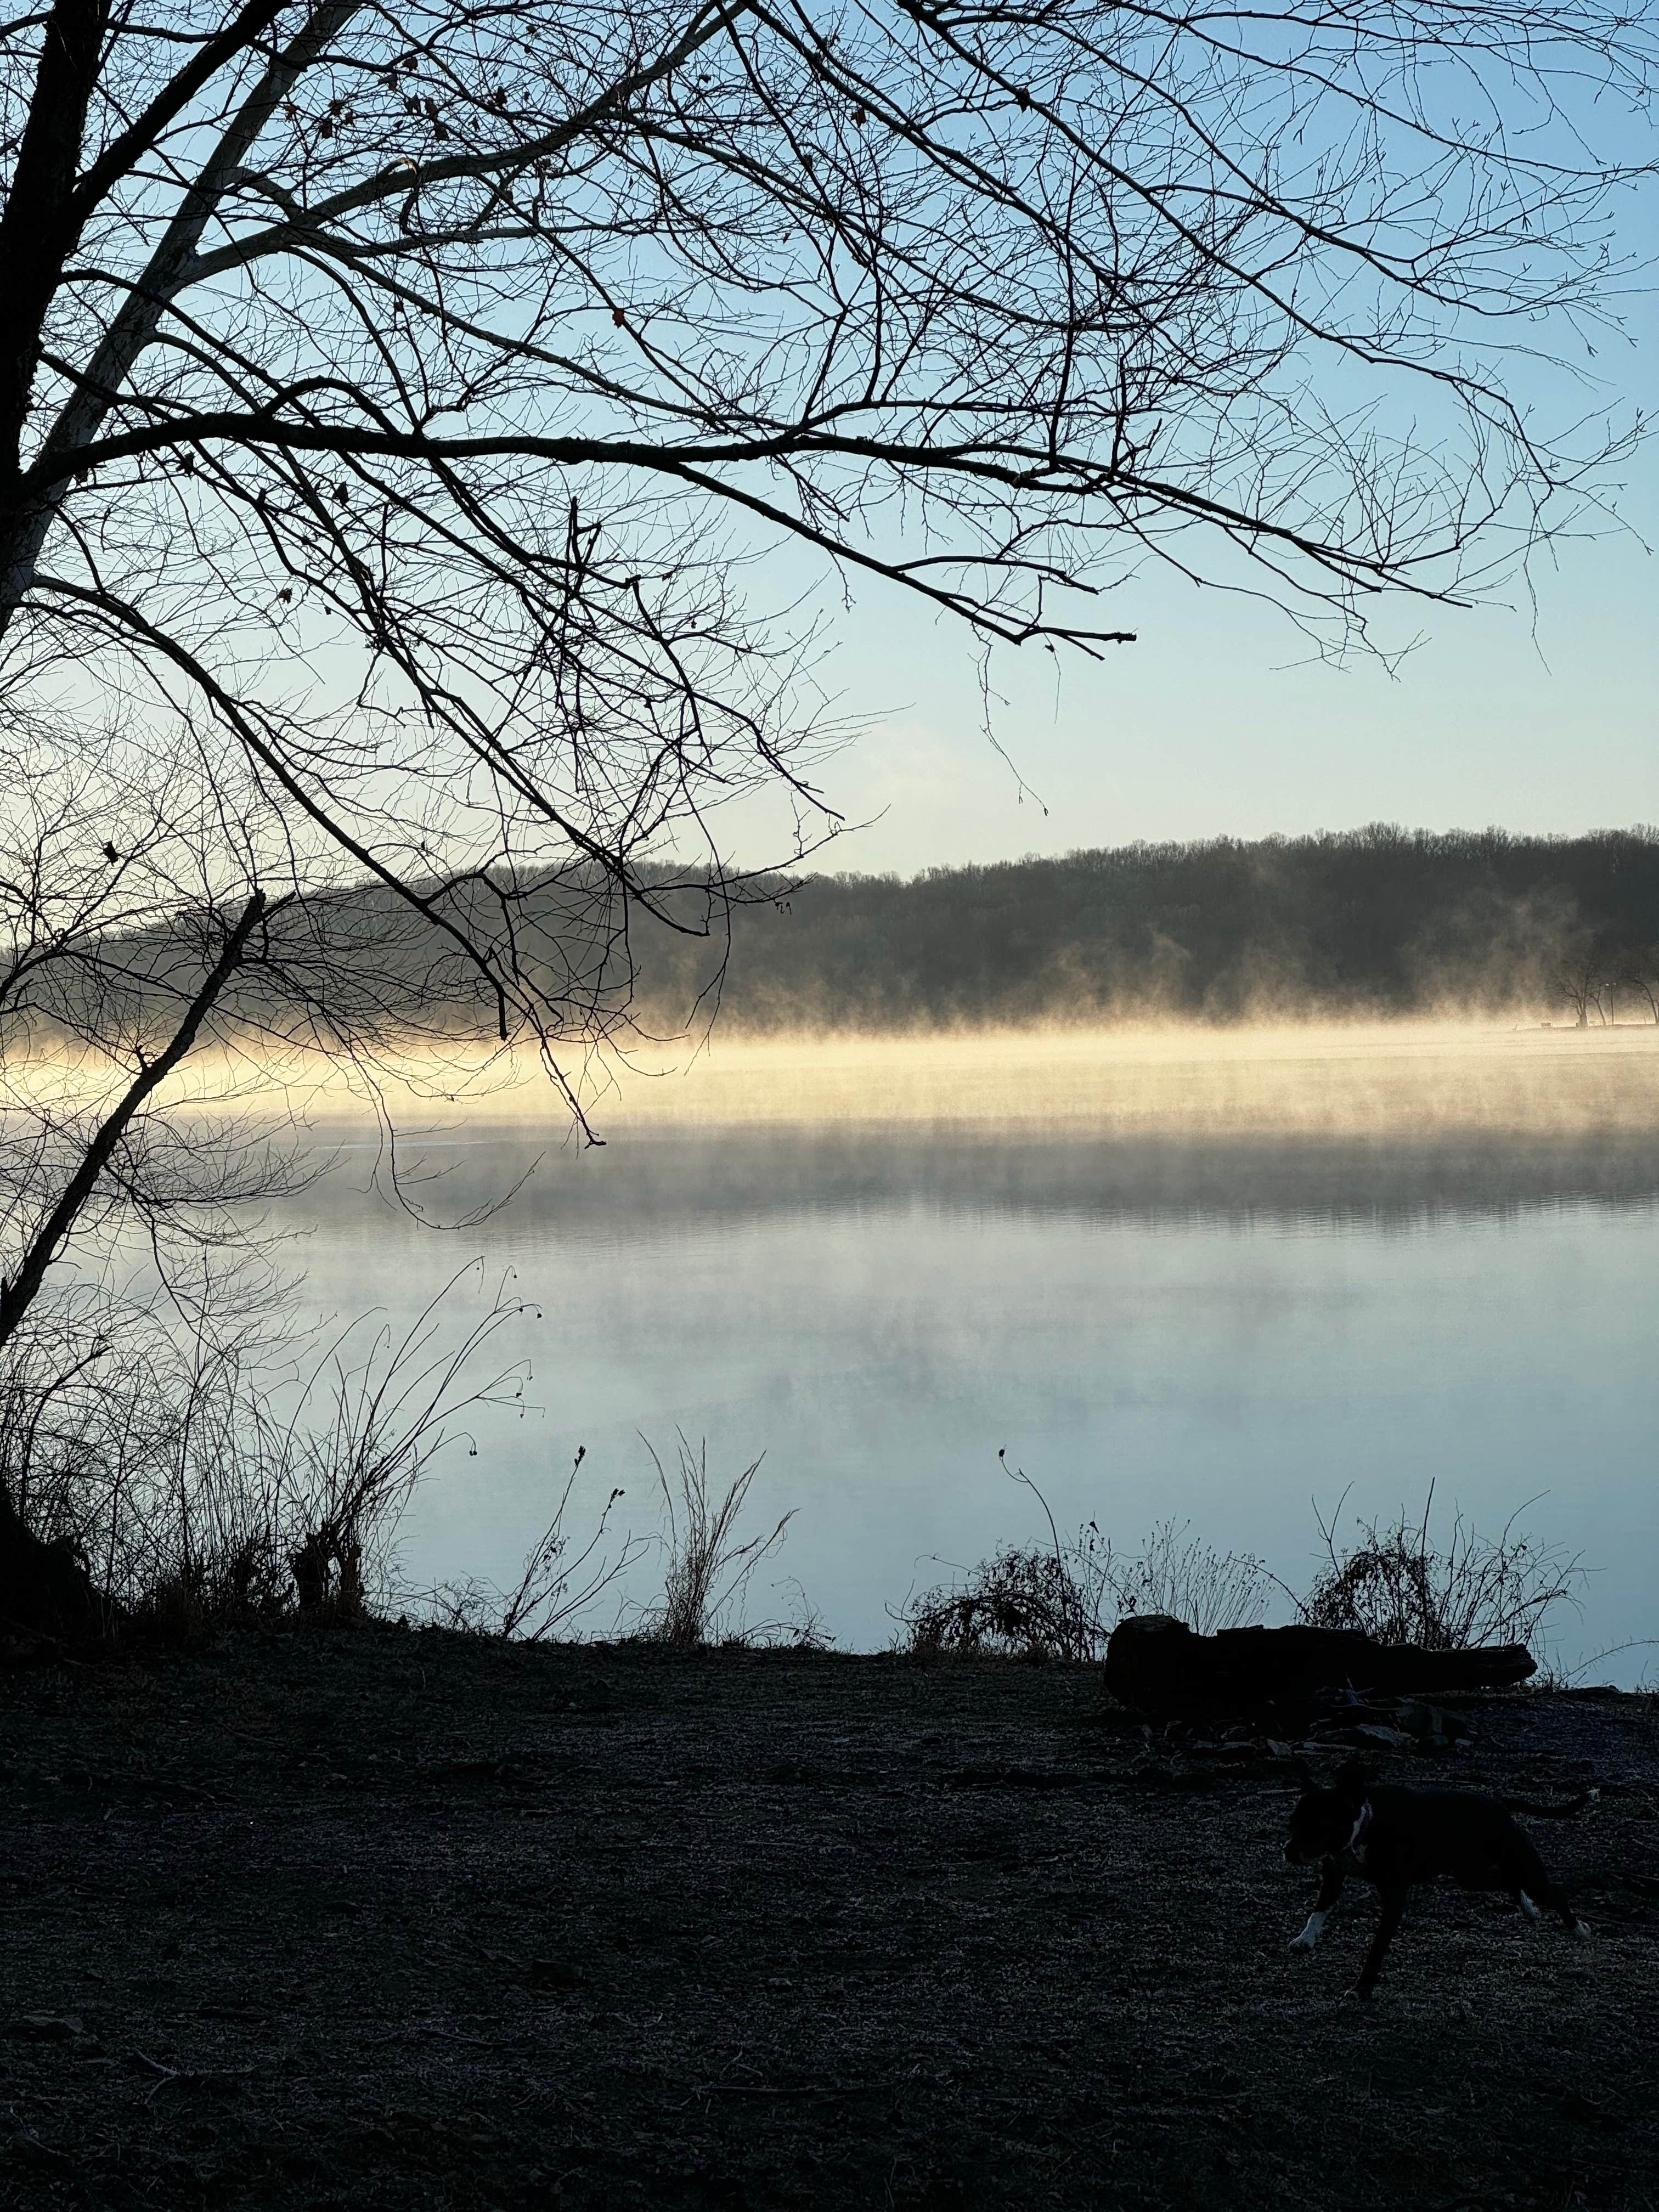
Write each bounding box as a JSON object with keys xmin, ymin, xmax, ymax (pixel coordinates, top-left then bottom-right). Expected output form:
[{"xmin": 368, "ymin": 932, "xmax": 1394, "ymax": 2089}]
[
  {"xmin": 336, "ymin": 1123, "xmax": 1659, "ymax": 1235},
  {"xmin": 291, "ymin": 1118, "xmax": 1659, "ymax": 1684}
]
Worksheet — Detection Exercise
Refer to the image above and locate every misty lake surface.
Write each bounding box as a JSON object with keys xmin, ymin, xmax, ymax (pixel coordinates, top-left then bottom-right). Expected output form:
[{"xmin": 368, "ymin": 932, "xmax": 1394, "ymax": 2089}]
[{"xmin": 290, "ymin": 1031, "xmax": 1659, "ymax": 1681}]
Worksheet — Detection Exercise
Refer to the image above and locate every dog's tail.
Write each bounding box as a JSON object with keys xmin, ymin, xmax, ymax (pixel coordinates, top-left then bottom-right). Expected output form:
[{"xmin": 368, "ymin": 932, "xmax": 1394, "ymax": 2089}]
[{"xmin": 1501, "ymin": 1785, "xmax": 1599, "ymax": 1819}]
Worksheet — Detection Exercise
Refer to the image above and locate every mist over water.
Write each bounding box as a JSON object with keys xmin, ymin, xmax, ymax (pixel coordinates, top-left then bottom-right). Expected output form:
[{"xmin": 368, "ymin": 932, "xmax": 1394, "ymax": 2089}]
[{"xmin": 292, "ymin": 1026, "xmax": 1659, "ymax": 1679}]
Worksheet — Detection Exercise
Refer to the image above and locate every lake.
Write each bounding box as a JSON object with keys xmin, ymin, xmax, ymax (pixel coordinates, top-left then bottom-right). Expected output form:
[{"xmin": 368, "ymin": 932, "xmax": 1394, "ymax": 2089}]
[{"xmin": 286, "ymin": 1028, "xmax": 1659, "ymax": 1680}]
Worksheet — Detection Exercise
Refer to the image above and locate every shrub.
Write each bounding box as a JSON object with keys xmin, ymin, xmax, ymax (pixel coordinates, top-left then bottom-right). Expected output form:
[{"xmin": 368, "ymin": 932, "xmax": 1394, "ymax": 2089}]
[
  {"xmin": 642, "ymin": 1433, "xmax": 794, "ymax": 1649},
  {"xmin": 1112, "ymin": 1516, "xmax": 1276, "ymax": 1636},
  {"xmin": 1302, "ymin": 1485, "xmax": 1582, "ymax": 1652},
  {"xmin": 411, "ymin": 1448, "xmax": 641, "ymax": 1641},
  {"xmin": 2, "ymin": 1263, "xmax": 531, "ymax": 1639},
  {"xmin": 905, "ymin": 1532, "xmax": 1116, "ymax": 1662},
  {"xmin": 901, "ymin": 1457, "xmax": 1275, "ymax": 1661}
]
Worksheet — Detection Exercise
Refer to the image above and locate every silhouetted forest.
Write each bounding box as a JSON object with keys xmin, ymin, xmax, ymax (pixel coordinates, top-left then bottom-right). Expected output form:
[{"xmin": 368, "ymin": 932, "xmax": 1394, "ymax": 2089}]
[
  {"xmin": 633, "ymin": 825, "xmax": 1659, "ymax": 1031},
  {"xmin": 98, "ymin": 825, "xmax": 1659, "ymax": 1045}
]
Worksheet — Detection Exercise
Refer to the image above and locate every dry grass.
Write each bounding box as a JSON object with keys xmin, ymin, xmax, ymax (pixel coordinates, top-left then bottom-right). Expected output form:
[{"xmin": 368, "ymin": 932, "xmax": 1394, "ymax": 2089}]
[
  {"xmin": 2, "ymin": 1263, "xmax": 531, "ymax": 1640},
  {"xmin": 413, "ymin": 1447, "xmax": 644, "ymax": 1641},
  {"xmin": 642, "ymin": 1432, "xmax": 794, "ymax": 1649},
  {"xmin": 904, "ymin": 1458, "xmax": 1274, "ymax": 1661},
  {"xmin": 1301, "ymin": 1483, "xmax": 1583, "ymax": 1653},
  {"xmin": 901, "ymin": 1460, "xmax": 1577, "ymax": 1663},
  {"xmin": 1113, "ymin": 1515, "xmax": 1276, "ymax": 1635}
]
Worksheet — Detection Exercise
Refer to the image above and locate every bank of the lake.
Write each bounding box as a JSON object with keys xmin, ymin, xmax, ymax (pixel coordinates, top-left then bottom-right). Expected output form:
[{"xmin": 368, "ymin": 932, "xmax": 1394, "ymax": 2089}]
[{"xmin": 2, "ymin": 1630, "xmax": 1655, "ymax": 2210}]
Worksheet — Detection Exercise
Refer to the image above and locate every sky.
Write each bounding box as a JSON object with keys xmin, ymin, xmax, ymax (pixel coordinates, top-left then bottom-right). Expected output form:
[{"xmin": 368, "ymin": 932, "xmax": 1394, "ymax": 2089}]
[{"xmin": 754, "ymin": 325, "xmax": 1659, "ymax": 879}]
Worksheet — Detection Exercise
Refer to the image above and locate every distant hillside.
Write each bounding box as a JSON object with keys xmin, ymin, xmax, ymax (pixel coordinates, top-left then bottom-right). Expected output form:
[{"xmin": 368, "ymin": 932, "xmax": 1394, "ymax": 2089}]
[
  {"xmin": 631, "ymin": 826, "xmax": 1659, "ymax": 1031},
  {"xmin": 98, "ymin": 824, "xmax": 1659, "ymax": 1048}
]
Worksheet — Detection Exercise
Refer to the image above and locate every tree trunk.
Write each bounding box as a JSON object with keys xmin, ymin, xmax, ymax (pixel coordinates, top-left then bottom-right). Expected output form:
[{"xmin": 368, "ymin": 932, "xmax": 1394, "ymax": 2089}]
[
  {"xmin": 0, "ymin": 891, "xmax": 266, "ymax": 1359},
  {"xmin": 0, "ymin": 893, "xmax": 266, "ymax": 1643}
]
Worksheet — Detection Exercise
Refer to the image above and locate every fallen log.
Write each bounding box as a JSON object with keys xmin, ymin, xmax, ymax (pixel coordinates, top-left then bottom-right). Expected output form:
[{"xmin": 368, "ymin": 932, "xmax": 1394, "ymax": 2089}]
[{"xmin": 1105, "ymin": 1613, "xmax": 1535, "ymax": 1717}]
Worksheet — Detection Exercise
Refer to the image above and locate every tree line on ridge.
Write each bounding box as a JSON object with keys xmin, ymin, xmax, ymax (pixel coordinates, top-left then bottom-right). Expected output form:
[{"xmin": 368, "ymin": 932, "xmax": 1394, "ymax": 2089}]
[{"xmin": 625, "ymin": 825, "xmax": 1659, "ymax": 1031}]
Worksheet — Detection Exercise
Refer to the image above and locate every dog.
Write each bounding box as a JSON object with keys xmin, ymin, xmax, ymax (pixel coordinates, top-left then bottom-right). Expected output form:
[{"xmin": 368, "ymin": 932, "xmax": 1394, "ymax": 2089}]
[{"xmin": 1282, "ymin": 1757, "xmax": 1593, "ymax": 1996}]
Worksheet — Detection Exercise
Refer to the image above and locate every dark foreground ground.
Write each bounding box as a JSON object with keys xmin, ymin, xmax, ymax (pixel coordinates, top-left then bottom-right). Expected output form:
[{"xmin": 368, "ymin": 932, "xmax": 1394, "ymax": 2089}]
[{"xmin": 2, "ymin": 1632, "xmax": 1656, "ymax": 2212}]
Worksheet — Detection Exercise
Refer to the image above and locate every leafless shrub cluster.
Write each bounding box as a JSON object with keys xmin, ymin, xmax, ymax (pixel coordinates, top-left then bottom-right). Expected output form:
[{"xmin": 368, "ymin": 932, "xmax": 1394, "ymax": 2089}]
[
  {"xmin": 1, "ymin": 1266, "xmax": 530, "ymax": 1640},
  {"xmin": 902, "ymin": 1452, "xmax": 1580, "ymax": 1663},
  {"xmin": 1116, "ymin": 1519, "xmax": 1277, "ymax": 1638},
  {"xmin": 904, "ymin": 1452, "xmax": 1276, "ymax": 1661},
  {"xmin": 407, "ymin": 1435, "xmax": 818, "ymax": 1649},
  {"xmin": 904, "ymin": 1514, "xmax": 1273, "ymax": 1662},
  {"xmin": 1302, "ymin": 1485, "xmax": 1583, "ymax": 1654},
  {"xmin": 410, "ymin": 1447, "xmax": 644, "ymax": 1643},
  {"xmin": 904, "ymin": 1532, "xmax": 1118, "ymax": 1663},
  {"xmin": 641, "ymin": 1434, "xmax": 795, "ymax": 1650}
]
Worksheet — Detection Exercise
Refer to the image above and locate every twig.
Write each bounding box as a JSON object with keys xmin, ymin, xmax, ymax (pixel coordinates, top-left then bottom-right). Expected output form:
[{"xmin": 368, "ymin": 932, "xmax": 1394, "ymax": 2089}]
[
  {"xmin": 693, "ymin": 2080, "xmax": 885, "ymax": 2099},
  {"xmin": 133, "ymin": 2049, "xmax": 253, "ymax": 2103}
]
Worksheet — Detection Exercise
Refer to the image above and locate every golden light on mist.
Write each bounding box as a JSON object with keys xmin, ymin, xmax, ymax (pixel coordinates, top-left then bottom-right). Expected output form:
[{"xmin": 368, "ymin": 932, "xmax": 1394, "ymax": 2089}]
[
  {"xmin": 16, "ymin": 1020, "xmax": 1659, "ymax": 1144},
  {"xmin": 328, "ymin": 1020, "xmax": 1659, "ymax": 1142},
  {"xmin": 584, "ymin": 1023, "xmax": 1659, "ymax": 1139}
]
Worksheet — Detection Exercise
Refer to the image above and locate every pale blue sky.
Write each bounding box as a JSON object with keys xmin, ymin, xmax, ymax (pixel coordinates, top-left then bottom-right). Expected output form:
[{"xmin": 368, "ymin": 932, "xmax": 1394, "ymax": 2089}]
[{"xmin": 763, "ymin": 327, "xmax": 1658, "ymax": 877}]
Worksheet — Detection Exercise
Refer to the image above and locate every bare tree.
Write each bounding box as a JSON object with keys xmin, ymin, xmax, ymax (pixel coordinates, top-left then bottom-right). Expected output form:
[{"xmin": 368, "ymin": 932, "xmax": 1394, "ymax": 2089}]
[
  {"xmin": 0, "ymin": 719, "xmax": 532, "ymax": 1637},
  {"xmin": 0, "ymin": 0, "xmax": 1651, "ymax": 1068},
  {"xmin": 1555, "ymin": 946, "xmax": 1613, "ymax": 1028},
  {"xmin": 1616, "ymin": 946, "xmax": 1659, "ymax": 1024},
  {"xmin": 0, "ymin": 0, "xmax": 1652, "ymax": 1630},
  {"xmin": 0, "ymin": 714, "xmax": 313, "ymax": 1348}
]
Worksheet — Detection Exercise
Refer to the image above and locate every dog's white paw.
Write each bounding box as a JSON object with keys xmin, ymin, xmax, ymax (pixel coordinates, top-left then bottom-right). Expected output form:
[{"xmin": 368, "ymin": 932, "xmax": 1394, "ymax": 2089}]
[
  {"xmin": 1289, "ymin": 1911, "xmax": 1326, "ymax": 1951},
  {"xmin": 1572, "ymin": 1918, "xmax": 1592, "ymax": 1940},
  {"xmin": 1288, "ymin": 1933, "xmax": 1316, "ymax": 1952}
]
